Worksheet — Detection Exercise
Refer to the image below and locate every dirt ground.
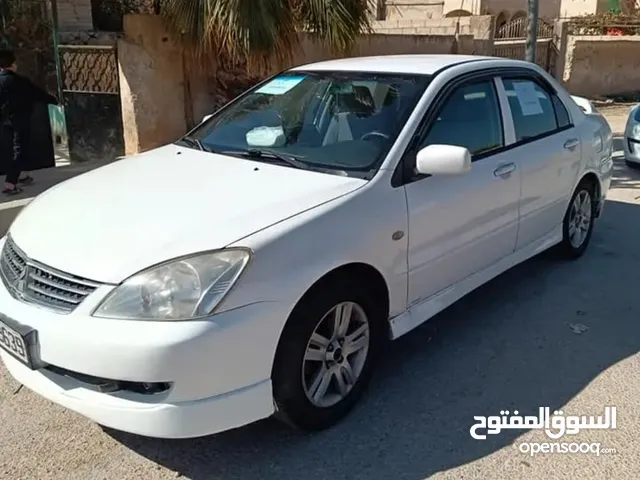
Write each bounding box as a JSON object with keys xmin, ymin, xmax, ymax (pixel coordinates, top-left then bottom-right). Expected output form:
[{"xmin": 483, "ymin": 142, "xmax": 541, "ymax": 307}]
[{"xmin": 598, "ymin": 104, "xmax": 634, "ymax": 135}]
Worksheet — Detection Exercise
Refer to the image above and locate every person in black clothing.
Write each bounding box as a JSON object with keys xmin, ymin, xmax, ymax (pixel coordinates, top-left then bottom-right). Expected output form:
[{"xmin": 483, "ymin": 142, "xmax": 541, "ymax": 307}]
[{"xmin": 0, "ymin": 48, "xmax": 58, "ymax": 195}]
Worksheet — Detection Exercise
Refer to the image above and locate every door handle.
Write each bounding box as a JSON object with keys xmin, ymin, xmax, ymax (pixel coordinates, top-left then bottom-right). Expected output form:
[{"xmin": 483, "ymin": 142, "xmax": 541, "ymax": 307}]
[
  {"xmin": 564, "ymin": 138, "xmax": 580, "ymax": 150},
  {"xmin": 494, "ymin": 162, "xmax": 516, "ymax": 178}
]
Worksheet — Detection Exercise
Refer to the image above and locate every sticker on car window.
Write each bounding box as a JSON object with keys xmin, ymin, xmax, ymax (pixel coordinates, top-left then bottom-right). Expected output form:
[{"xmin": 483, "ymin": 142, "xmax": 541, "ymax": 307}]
[
  {"xmin": 512, "ymin": 81, "xmax": 544, "ymax": 116},
  {"xmin": 256, "ymin": 75, "xmax": 306, "ymax": 95},
  {"xmin": 464, "ymin": 92, "xmax": 486, "ymax": 100}
]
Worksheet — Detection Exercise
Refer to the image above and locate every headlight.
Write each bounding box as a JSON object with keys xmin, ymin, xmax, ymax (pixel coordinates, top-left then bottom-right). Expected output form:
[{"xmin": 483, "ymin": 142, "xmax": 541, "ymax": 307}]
[
  {"xmin": 631, "ymin": 123, "xmax": 640, "ymax": 140},
  {"xmin": 93, "ymin": 249, "xmax": 251, "ymax": 321}
]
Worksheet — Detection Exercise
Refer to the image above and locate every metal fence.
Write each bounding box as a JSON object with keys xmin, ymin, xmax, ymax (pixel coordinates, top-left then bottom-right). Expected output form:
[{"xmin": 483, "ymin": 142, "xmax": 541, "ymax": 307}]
[
  {"xmin": 493, "ymin": 39, "xmax": 558, "ymax": 74},
  {"xmin": 495, "ymin": 17, "xmax": 555, "ymax": 40},
  {"xmin": 57, "ymin": 44, "xmax": 124, "ymax": 163},
  {"xmin": 493, "ymin": 17, "xmax": 558, "ymax": 74},
  {"xmin": 59, "ymin": 45, "xmax": 120, "ymax": 94}
]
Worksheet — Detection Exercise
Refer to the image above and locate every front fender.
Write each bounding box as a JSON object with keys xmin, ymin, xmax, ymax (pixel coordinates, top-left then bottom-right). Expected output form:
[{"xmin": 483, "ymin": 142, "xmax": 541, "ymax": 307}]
[{"xmin": 222, "ymin": 181, "xmax": 410, "ymax": 323}]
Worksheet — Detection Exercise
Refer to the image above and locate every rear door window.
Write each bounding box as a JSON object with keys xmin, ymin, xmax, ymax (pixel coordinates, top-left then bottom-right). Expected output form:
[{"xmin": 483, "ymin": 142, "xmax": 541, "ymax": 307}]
[{"xmin": 502, "ymin": 78, "xmax": 572, "ymax": 142}]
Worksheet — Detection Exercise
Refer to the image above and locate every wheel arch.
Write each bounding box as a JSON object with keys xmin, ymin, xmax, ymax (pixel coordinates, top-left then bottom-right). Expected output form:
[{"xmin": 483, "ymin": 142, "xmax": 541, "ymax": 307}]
[{"xmin": 576, "ymin": 171, "xmax": 602, "ymax": 216}]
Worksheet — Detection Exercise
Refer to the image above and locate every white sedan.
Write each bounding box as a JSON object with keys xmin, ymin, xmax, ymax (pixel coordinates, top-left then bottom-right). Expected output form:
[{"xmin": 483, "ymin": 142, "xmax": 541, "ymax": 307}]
[
  {"xmin": 623, "ymin": 103, "xmax": 640, "ymax": 168},
  {"xmin": 0, "ymin": 55, "xmax": 613, "ymax": 439}
]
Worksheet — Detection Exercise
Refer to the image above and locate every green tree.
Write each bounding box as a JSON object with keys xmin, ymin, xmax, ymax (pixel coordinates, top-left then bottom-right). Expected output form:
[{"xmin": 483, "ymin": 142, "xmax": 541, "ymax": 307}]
[
  {"xmin": 608, "ymin": 0, "xmax": 622, "ymax": 14},
  {"xmin": 160, "ymin": 0, "xmax": 373, "ymax": 72}
]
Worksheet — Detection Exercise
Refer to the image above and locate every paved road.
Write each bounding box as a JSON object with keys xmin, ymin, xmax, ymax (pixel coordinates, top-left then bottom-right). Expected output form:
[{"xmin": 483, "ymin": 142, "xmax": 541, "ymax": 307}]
[{"xmin": 1, "ymin": 150, "xmax": 639, "ymax": 480}]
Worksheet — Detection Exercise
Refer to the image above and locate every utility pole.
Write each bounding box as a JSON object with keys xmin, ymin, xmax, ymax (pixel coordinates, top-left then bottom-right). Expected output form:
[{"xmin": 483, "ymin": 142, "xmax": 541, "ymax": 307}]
[
  {"xmin": 48, "ymin": 0, "xmax": 64, "ymax": 103},
  {"xmin": 525, "ymin": 0, "xmax": 539, "ymax": 63}
]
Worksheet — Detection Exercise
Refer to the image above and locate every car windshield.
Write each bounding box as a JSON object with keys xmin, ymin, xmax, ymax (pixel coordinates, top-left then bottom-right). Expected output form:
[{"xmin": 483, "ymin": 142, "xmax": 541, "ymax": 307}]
[{"xmin": 184, "ymin": 70, "xmax": 431, "ymax": 177}]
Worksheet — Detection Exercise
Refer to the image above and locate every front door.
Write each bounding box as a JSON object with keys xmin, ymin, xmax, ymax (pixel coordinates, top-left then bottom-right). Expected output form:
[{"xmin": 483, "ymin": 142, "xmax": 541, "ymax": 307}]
[{"xmin": 405, "ymin": 78, "xmax": 521, "ymax": 306}]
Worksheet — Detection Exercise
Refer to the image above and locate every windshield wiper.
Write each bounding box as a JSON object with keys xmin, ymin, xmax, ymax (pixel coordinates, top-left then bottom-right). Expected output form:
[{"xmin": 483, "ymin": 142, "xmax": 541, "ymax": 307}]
[
  {"xmin": 218, "ymin": 148, "xmax": 311, "ymax": 170},
  {"xmin": 177, "ymin": 136, "xmax": 208, "ymax": 151}
]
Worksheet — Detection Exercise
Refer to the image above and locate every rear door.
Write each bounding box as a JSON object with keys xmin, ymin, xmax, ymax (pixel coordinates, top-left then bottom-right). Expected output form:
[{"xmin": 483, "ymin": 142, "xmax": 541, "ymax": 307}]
[{"xmin": 498, "ymin": 75, "xmax": 581, "ymax": 249}]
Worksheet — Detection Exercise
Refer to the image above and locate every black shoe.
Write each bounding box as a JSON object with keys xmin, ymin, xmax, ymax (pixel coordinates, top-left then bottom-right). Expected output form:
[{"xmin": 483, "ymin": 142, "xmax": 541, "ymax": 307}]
[
  {"xmin": 2, "ymin": 186, "xmax": 23, "ymax": 196},
  {"xmin": 18, "ymin": 175, "xmax": 34, "ymax": 185}
]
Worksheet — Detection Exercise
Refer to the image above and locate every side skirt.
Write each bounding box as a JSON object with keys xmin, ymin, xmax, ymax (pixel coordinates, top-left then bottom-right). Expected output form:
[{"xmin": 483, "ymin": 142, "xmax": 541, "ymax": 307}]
[{"xmin": 389, "ymin": 225, "xmax": 563, "ymax": 340}]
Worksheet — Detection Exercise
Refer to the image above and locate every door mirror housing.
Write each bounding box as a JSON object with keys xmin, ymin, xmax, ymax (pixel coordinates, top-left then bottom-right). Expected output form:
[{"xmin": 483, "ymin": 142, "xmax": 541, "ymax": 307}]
[{"xmin": 416, "ymin": 144, "xmax": 472, "ymax": 176}]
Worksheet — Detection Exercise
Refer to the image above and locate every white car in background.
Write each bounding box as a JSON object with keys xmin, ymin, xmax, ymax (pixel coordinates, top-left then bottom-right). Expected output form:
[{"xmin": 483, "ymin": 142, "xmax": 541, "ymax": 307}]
[
  {"xmin": 623, "ymin": 103, "xmax": 640, "ymax": 168},
  {"xmin": 0, "ymin": 55, "xmax": 613, "ymax": 439},
  {"xmin": 571, "ymin": 95, "xmax": 597, "ymax": 115}
]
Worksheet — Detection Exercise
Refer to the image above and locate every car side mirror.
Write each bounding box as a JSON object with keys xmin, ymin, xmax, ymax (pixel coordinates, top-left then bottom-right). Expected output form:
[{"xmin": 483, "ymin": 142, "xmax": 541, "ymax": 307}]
[{"xmin": 416, "ymin": 144, "xmax": 471, "ymax": 176}]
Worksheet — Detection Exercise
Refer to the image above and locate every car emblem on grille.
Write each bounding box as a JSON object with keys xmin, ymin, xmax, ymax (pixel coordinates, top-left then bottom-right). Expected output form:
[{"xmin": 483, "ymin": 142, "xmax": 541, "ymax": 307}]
[{"xmin": 15, "ymin": 265, "xmax": 29, "ymax": 294}]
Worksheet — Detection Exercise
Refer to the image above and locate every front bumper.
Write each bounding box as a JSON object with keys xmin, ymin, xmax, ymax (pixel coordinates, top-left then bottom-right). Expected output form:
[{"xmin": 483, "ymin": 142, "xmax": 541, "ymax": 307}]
[
  {"xmin": 2, "ymin": 354, "xmax": 273, "ymax": 438},
  {"xmin": 0, "ymin": 241, "xmax": 290, "ymax": 438},
  {"xmin": 624, "ymin": 137, "xmax": 640, "ymax": 165},
  {"xmin": 623, "ymin": 117, "xmax": 640, "ymax": 164}
]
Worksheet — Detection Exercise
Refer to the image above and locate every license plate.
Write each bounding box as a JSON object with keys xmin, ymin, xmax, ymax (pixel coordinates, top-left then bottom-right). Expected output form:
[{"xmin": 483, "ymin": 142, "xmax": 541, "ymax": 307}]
[{"xmin": 0, "ymin": 315, "xmax": 37, "ymax": 369}]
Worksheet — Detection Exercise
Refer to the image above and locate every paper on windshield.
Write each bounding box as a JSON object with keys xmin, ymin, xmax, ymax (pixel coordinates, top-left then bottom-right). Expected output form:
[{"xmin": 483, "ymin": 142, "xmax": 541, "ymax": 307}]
[
  {"xmin": 246, "ymin": 126, "xmax": 286, "ymax": 147},
  {"xmin": 512, "ymin": 81, "xmax": 543, "ymax": 116},
  {"xmin": 256, "ymin": 76, "xmax": 306, "ymax": 95}
]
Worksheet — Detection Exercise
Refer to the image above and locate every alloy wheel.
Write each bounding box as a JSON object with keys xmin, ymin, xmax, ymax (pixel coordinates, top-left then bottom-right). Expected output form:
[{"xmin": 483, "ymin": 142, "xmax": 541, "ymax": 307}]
[
  {"xmin": 302, "ymin": 301, "xmax": 370, "ymax": 408},
  {"xmin": 568, "ymin": 189, "xmax": 592, "ymax": 249}
]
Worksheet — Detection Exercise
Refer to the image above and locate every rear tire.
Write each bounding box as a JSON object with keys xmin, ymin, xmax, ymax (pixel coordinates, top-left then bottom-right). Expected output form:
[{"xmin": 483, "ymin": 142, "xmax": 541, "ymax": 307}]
[
  {"xmin": 272, "ymin": 277, "xmax": 386, "ymax": 431},
  {"xmin": 557, "ymin": 180, "xmax": 596, "ymax": 259}
]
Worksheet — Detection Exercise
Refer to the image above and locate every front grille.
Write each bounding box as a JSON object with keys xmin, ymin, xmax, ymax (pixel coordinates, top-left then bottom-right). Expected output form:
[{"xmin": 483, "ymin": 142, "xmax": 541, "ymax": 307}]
[{"xmin": 0, "ymin": 236, "xmax": 102, "ymax": 313}]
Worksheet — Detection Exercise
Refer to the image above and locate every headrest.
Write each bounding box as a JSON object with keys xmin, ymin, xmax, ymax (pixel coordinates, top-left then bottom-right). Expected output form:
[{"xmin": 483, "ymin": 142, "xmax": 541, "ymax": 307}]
[
  {"xmin": 334, "ymin": 88, "xmax": 376, "ymax": 117},
  {"xmin": 353, "ymin": 86, "xmax": 376, "ymax": 110}
]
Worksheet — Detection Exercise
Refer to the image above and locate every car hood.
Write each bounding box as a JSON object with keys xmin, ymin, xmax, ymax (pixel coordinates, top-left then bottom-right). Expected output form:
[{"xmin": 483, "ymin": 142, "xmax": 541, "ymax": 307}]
[
  {"xmin": 626, "ymin": 103, "xmax": 640, "ymax": 133},
  {"xmin": 9, "ymin": 145, "xmax": 366, "ymax": 283}
]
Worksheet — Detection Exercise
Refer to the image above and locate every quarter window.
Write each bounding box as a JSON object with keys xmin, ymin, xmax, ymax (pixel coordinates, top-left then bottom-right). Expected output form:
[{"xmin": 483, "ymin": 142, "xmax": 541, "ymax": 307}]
[
  {"xmin": 419, "ymin": 80, "xmax": 503, "ymax": 157},
  {"xmin": 502, "ymin": 78, "xmax": 571, "ymax": 142}
]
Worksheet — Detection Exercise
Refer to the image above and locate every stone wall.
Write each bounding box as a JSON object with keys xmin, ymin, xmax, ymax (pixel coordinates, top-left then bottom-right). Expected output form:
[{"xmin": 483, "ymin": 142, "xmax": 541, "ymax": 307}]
[
  {"xmin": 562, "ymin": 35, "xmax": 640, "ymax": 97},
  {"xmin": 57, "ymin": 0, "xmax": 93, "ymax": 31}
]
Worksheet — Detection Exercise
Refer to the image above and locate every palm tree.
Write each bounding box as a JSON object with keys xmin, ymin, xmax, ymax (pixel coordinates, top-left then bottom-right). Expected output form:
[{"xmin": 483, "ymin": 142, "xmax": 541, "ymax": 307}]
[{"xmin": 160, "ymin": 0, "xmax": 374, "ymax": 72}]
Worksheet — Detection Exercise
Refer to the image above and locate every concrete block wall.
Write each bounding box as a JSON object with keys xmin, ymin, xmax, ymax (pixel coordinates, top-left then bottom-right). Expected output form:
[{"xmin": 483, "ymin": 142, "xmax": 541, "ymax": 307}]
[
  {"xmin": 371, "ymin": 15, "xmax": 495, "ymax": 54},
  {"xmin": 562, "ymin": 35, "xmax": 640, "ymax": 97},
  {"xmin": 385, "ymin": 1, "xmax": 445, "ymax": 20},
  {"xmin": 372, "ymin": 15, "xmax": 494, "ymax": 37}
]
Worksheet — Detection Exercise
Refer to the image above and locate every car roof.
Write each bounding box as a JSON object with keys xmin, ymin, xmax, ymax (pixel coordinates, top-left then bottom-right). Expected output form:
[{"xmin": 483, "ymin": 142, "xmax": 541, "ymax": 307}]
[{"xmin": 291, "ymin": 54, "xmax": 511, "ymax": 75}]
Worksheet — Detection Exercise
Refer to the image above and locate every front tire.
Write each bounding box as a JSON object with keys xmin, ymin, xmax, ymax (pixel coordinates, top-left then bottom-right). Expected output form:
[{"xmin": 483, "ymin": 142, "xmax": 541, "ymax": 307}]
[
  {"xmin": 558, "ymin": 180, "xmax": 596, "ymax": 259},
  {"xmin": 272, "ymin": 278, "xmax": 385, "ymax": 431}
]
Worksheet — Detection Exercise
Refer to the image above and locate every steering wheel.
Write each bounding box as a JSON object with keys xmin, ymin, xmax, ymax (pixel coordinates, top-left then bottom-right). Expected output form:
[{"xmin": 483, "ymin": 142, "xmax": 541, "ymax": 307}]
[{"xmin": 361, "ymin": 131, "xmax": 390, "ymax": 142}]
